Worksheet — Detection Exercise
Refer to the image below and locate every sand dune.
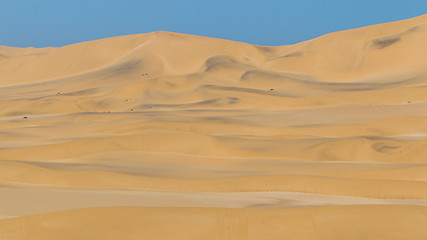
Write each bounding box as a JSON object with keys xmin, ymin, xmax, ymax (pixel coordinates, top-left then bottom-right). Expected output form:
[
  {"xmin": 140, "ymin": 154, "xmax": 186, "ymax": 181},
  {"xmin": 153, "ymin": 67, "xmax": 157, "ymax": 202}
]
[{"xmin": 1, "ymin": 14, "xmax": 427, "ymax": 239}]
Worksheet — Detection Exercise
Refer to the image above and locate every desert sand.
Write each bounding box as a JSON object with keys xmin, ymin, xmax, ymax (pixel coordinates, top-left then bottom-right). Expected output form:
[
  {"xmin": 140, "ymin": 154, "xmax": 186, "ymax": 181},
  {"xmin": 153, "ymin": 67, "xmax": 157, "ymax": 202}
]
[{"xmin": 1, "ymin": 14, "xmax": 427, "ymax": 239}]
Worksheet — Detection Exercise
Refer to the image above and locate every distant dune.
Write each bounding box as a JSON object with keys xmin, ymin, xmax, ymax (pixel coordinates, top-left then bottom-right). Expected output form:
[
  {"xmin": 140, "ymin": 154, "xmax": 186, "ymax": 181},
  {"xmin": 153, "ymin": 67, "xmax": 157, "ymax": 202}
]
[{"xmin": 1, "ymin": 14, "xmax": 427, "ymax": 239}]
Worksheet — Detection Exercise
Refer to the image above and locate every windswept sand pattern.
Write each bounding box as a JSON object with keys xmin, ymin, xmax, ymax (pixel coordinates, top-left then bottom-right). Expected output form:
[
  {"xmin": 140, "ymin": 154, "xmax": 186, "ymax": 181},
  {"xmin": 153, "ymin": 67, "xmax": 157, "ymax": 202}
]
[{"xmin": 1, "ymin": 14, "xmax": 427, "ymax": 239}]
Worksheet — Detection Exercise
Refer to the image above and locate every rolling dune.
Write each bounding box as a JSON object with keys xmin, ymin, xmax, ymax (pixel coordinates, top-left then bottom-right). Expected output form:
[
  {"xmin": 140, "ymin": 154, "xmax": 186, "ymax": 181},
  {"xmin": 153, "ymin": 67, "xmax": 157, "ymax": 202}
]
[{"xmin": 1, "ymin": 14, "xmax": 427, "ymax": 239}]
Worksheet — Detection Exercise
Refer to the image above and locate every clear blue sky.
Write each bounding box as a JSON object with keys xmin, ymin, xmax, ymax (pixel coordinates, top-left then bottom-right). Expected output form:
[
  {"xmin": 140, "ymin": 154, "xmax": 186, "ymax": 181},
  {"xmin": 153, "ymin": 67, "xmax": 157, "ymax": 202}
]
[{"xmin": 1, "ymin": 0, "xmax": 426, "ymax": 47}]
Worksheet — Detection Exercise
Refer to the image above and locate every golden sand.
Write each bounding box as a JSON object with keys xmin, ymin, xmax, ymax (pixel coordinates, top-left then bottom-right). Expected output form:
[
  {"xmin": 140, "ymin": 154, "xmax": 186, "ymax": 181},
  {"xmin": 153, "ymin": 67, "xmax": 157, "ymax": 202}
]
[{"xmin": 1, "ymin": 14, "xmax": 427, "ymax": 239}]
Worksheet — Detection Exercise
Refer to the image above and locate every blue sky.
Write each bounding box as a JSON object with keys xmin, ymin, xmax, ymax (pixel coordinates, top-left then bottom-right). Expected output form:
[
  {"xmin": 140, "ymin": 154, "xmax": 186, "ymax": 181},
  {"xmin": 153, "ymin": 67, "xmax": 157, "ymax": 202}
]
[{"xmin": 1, "ymin": 0, "xmax": 426, "ymax": 47}]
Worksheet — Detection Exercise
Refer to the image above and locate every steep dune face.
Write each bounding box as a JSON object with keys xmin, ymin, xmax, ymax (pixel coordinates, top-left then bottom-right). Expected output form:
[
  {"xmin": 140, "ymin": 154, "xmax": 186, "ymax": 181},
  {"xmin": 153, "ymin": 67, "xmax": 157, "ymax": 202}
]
[
  {"xmin": 1, "ymin": 14, "xmax": 427, "ymax": 239},
  {"xmin": 267, "ymin": 14, "xmax": 427, "ymax": 81}
]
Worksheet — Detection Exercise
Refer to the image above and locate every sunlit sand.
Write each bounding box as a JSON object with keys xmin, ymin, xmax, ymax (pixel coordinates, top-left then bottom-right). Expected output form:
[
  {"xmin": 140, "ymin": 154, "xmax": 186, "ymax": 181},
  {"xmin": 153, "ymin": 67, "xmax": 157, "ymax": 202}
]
[{"xmin": 1, "ymin": 14, "xmax": 427, "ymax": 239}]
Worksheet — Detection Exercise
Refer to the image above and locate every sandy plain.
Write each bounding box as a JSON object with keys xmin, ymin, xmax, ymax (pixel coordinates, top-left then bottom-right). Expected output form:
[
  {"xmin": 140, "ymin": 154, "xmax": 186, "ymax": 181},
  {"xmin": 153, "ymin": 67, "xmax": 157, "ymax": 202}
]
[{"xmin": 1, "ymin": 14, "xmax": 427, "ymax": 239}]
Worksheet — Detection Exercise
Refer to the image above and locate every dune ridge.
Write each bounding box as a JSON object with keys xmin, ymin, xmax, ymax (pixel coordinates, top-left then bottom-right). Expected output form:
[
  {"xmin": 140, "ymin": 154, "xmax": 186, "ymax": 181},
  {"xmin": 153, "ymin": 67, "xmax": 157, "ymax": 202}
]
[{"xmin": 1, "ymin": 14, "xmax": 427, "ymax": 239}]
